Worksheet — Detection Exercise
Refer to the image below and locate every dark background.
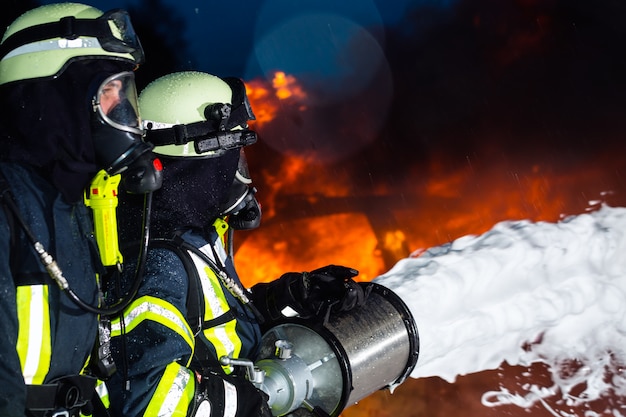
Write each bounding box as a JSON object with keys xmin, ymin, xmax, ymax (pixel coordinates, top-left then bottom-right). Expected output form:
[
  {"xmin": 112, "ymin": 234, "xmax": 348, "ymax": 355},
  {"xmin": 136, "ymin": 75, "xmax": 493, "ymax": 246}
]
[{"xmin": 5, "ymin": 0, "xmax": 626, "ymax": 185}]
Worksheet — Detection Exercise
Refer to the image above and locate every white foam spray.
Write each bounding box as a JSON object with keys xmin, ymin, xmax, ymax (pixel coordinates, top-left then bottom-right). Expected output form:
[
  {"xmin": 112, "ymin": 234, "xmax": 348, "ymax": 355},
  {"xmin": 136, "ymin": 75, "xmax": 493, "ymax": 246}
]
[{"xmin": 375, "ymin": 205, "xmax": 626, "ymax": 415}]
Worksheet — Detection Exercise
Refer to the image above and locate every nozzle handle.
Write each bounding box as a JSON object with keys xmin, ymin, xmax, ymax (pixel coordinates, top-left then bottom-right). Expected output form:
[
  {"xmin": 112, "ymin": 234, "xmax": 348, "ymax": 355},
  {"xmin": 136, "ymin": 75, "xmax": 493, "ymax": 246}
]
[{"xmin": 219, "ymin": 356, "xmax": 265, "ymax": 386}]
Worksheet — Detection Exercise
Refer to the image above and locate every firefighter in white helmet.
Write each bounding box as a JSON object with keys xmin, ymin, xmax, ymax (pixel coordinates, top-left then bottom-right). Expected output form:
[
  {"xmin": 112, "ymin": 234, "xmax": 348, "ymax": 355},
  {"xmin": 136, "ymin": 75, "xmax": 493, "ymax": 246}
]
[
  {"xmin": 108, "ymin": 71, "xmax": 368, "ymax": 417},
  {"xmin": 0, "ymin": 3, "xmax": 161, "ymax": 417}
]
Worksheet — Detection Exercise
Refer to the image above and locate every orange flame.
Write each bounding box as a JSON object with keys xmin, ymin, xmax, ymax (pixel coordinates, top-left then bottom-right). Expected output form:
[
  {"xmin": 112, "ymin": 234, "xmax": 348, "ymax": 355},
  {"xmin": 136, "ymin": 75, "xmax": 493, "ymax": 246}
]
[
  {"xmin": 245, "ymin": 71, "xmax": 307, "ymax": 128},
  {"xmin": 238, "ymin": 72, "xmax": 626, "ymax": 286},
  {"xmin": 236, "ymin": 71, "xmax": 626, "ymax": 417}
]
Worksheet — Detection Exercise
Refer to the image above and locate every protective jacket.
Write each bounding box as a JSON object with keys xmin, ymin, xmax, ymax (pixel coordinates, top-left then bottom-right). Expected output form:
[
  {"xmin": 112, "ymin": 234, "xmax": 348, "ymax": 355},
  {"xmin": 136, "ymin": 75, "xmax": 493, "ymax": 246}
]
[
  {"xmin": 0, "ymin": 162, "xmax": 103, "ymax": 417},
  {"xmin": 107, "ymin": 220, "xmax": 262, "ymax": 417}
]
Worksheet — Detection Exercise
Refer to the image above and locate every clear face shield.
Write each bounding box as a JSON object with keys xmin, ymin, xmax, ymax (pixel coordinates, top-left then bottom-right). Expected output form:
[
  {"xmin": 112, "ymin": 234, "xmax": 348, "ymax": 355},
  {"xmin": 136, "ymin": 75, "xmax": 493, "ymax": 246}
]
[
  {"xmin": 91, "ymin": 71, "xmax": 162, "ymax": 193},
  {"xmin": 94, "ymin": 71, "xmax": 142, "ymax": 135}
]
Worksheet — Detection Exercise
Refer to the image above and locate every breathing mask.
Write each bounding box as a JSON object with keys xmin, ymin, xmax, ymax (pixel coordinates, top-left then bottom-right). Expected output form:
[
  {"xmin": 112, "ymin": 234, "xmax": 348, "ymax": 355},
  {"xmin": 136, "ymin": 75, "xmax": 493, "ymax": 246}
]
[
  {"xmin": 91, "ymin": 71, "xmax": 162, "ymax": 193},
  {"xmin": 220, "ymin": 150, "xmax": 261, "ymax": 230}
]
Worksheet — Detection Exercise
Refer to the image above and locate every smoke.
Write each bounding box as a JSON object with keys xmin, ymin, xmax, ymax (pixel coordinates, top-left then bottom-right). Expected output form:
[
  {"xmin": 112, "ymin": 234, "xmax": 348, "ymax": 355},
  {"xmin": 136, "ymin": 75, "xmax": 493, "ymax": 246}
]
[
  {"xmin": 356, "ymin": 0, "xmax": 626, "ymax": 188},
  {"xmin": 247, "ymin": 0, "xmax": 626, "ymax": 199}
]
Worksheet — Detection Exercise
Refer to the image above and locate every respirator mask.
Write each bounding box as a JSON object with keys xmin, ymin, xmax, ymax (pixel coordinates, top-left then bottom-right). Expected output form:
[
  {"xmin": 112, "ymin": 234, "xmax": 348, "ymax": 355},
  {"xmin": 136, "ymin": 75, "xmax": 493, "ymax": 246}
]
[
  {"xmin": 220, "ymin": 149, "xmax": 261, "ymax": 230},
  {"xmin": 91, "ymin": 71, "xmax": 162, "ymax": 193}
]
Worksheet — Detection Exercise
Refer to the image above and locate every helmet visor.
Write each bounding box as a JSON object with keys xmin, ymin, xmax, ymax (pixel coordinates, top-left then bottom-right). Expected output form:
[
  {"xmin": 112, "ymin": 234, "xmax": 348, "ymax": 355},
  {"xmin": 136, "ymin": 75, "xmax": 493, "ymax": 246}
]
[
  {"xmin": 98, "ymin": 9, "xmax": 144, "ymax": 64},
  {"xmin": 94, "ymin": 71, "xmax": 143, "ymax": 135}
]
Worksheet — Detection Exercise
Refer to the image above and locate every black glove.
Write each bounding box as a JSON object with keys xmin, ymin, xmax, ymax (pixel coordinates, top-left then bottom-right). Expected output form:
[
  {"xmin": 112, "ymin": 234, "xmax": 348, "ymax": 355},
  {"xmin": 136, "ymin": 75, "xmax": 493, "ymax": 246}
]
[
  {"xmin": 303, "ymin": 265, "xmax": 367, "ymax": 315},
  {"xmin": 191, "ymin": 371, "xmax": 272, "ymax": 417},
  {"xmin": 250, "ymin": 264, "xmax": 370, "ymax": 324}
]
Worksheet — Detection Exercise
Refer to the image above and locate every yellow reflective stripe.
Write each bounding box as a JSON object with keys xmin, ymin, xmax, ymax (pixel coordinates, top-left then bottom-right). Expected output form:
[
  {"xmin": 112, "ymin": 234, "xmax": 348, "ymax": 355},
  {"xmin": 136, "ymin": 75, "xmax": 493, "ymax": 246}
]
[
  {"xmin": 79, "ymin": 380, "xmax": 109, "ymax": 417},
  {"xmin": 16, "ymin": 285, "xmax": 51, "ymax": 384},
  {"xmin": 111, "ymin": 296, "xmax": 194, "ymax": 359},
  {"xmin": 195, "ymin": 260, "xmax": 242, "ymax": 368},
  {"xmin": 95, "ymin": 379, "xmax": 110, "ymax": 408},
  {"xmin": 144, "ymin": 363, "xmax": 195, "ymax": 417}
]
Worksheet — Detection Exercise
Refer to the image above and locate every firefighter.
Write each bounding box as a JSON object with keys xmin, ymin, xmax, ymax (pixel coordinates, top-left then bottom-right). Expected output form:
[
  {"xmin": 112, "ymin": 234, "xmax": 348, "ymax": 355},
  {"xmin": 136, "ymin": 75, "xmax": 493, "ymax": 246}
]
[
  {"xmin": 0, "ymin": 3, "xmax": 161, "ymax": 417},
  {"xmin": 109, "ymin": 71, "xmax": 367, "ymax": 416}
]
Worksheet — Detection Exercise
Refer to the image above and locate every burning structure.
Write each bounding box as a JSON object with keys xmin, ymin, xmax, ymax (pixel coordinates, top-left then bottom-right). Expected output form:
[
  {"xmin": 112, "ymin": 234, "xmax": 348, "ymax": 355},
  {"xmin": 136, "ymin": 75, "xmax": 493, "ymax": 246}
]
[{"xmin": 230, "ymin": 1, "xmax": 626, "ymax": 415}]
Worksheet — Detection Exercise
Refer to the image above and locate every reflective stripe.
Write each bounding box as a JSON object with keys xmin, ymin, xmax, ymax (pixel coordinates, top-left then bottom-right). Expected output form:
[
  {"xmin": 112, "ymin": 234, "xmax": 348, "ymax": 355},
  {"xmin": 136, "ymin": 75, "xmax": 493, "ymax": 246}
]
[
  {"xmin": 144, "ymin": 363, "xmax": 195, "ymax": 417},
  {"xmin": 3, "ymin": 38, "xmax": 105, "ymax": 60},
  {"xmin": 16, "ymin": 285, "xmax": 51, "ymax": 384},
  {"xmin": 111, "ymin": 296, "xmax": 194, "ymax": 360},
  {"xmin": 189, "ymin": 249, "xmax": 242, "ymax": 365},
  {"xmin": 95, "ymin": 379, "xmax": 110, "ymax": 408},
  {"xmin": 80, "ymin": 380, "xmax": 110, "ymax": 417},
  {"xmin": 223, "ymin": 379, "xmax": 239, "ymax": 417}
]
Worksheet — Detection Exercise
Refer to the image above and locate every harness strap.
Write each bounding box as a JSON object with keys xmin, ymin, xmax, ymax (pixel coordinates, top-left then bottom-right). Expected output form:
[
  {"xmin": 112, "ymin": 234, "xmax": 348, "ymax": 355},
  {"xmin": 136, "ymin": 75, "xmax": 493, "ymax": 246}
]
[
  {"xmin": 150, "ymin": 235, "xmax": 242, "ymax": 374},
  {"xmin": 149, "ymin": 238, "xmax": 204, "ymax": 335},
  {"xmin": 202, "ymin": 310, "xmax": 236, "ymax": 330},
  {"xmin": 26, "ymin": 375, "xmax": 97, "ymax": 416},
  {"xmin": 0, "ymin": 170, "xmax": 20, "ymax": 282}
]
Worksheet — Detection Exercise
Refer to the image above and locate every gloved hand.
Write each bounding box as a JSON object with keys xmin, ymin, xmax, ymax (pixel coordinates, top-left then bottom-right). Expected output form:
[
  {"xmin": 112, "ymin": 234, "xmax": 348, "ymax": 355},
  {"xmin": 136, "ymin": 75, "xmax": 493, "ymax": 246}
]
[
  {"xmin": 302, "ymin": 264, "xmax": 367, "ymax": 315},
  {"xmin": 250, "ymin": 264, "xmax": 370, "ymax": 325},
  {"xmin": 192, "ymin": 371, "xmax": 272, "ymax": 417}
]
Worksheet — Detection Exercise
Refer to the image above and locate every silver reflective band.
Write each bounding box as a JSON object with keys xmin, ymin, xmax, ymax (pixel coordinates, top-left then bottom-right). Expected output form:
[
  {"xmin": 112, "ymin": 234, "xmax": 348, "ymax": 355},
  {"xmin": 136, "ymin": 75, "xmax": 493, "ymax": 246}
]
[
  {"xmin": 193, "ymin": 400, "xmax": 212, "ymax": 417},
  {"xmin": 2, "ymin": 37, "xmax": 104, "ymax": 60}
]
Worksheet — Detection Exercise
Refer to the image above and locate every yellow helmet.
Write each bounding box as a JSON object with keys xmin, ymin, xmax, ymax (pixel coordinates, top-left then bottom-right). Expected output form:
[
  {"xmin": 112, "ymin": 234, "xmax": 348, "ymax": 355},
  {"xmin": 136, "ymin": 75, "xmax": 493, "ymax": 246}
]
[
  {"xmin": 0, "ymin": 2, "xmax": 144, "ymax": 85},
  {"xmin": 139, "ymin": 71, "xmax": 257, "ymax": 158}
]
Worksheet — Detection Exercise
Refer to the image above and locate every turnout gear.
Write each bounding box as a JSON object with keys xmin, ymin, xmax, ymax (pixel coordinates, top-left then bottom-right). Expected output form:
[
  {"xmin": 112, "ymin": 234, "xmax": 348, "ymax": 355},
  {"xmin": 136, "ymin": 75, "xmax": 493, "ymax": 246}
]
[
  {"xmin": 191, "ymin": 371, "xmax": 272, "ymax": 417},
  {"xmin": 107, "ymin": 226, "xmax": 263, "ymax": 416},
  {"xmin": 0, "ymin": 4, "xmax": 153, "ymax": 417},
  {"xmin": 110, "ymin": 70, "xmax": 367, "ymax": 416},
  {"xmin": 109, "ymin": 71, "xmax": 265, "ymax": 417},
  {"xmin": 0, "ymin": 164, "xmax": 101, "ymax": 417}
]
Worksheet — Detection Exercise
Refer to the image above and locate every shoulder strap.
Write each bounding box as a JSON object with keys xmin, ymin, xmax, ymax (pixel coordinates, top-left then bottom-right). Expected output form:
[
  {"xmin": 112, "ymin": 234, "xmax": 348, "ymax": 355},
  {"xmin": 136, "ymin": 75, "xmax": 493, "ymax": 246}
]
[
  {"xmin": 0, "ymin": 170, "xmax": 20, "ymax": 283},
  {"xmin": 149, "ymin": 238, "xmax": 205, "ymax": 335},
  {"xmin": 152, "ymin": 236, "xmax": 247, "ymax": 373}
]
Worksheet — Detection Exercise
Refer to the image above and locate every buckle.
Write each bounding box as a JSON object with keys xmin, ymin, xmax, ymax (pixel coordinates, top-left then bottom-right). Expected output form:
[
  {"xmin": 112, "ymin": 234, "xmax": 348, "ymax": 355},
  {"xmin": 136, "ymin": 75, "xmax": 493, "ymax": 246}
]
[{"xmin": 59, "ymin": 16, "xmax": 77, "ymax": 40}]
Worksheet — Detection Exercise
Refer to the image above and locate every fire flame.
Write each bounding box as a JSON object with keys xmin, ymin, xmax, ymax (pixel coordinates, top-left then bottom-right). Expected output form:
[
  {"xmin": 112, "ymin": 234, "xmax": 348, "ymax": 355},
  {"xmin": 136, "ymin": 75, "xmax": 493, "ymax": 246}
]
[
  {"xmin": 245, "ymin": 71, "xmax": 307, "ymax": 128},
  {"xmin": 236, "ymin": 71, "xmax": 626, "ymax": 417}
]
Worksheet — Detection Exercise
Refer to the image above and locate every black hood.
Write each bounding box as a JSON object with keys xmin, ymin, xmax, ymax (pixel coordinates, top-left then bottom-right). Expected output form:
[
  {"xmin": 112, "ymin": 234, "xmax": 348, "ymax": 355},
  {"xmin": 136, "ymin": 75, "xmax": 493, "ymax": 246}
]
[
  {"xmin": 118, "ymin": 148, "xmax": 240, "ymax": 241},
  {"xmin": 0, "ymin": 59, "xmax": 134, "ymax": 202}
]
